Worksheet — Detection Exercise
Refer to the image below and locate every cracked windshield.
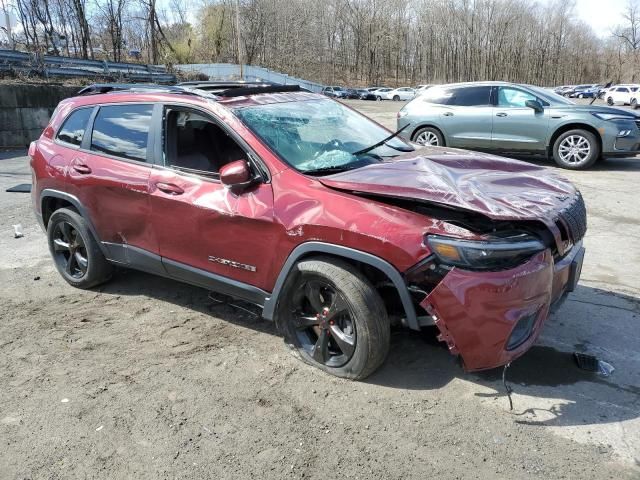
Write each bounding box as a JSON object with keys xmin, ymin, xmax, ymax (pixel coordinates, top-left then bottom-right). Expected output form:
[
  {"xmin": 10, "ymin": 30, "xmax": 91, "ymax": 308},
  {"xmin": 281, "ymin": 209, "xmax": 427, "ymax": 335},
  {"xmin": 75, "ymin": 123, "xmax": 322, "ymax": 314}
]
[{"xmin": 234, "ymin": 98, "xmax": 412, "ymax": 174}]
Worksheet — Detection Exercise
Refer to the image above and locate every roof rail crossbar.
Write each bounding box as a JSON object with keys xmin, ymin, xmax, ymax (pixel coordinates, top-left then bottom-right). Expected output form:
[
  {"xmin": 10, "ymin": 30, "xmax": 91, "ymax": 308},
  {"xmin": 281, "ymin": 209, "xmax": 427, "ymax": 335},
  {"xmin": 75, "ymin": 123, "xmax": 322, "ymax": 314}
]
[
  {"xmin": 77, "ymin": 83, "xmax": 201, "ymax": 96},
  {"xmin": 216, "ymin": 85, "xmax": 305, "ymax": 97}
]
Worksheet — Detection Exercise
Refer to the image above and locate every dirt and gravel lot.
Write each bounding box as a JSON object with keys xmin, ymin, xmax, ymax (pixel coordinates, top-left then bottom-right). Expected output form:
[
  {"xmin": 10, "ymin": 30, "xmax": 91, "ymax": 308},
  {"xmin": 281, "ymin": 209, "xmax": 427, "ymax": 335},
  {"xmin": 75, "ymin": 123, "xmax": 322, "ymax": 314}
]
[{"xmin": 1, "ymin": 98, "xmax": 639, "ymax": 479}]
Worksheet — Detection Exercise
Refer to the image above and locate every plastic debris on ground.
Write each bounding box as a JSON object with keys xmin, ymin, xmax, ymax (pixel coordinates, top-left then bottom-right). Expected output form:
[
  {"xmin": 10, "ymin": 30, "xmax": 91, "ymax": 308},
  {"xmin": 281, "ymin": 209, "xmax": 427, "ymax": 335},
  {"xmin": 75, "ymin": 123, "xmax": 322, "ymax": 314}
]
[
  {"xmin": 13, "ymin": 224, "xmax": 23, "ymax": 238},
  {"xmin": 573, "ymin": 352, "xmax": 615, "ymax": 377}
]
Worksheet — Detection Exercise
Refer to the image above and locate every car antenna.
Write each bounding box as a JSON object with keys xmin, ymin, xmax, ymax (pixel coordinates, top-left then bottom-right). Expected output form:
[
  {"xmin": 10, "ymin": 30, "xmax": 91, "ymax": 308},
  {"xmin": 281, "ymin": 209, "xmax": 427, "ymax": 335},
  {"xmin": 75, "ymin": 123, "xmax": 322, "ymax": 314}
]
[{"xmin": 502, "ymin": 362, "xmax": 514, "ymax": 411}]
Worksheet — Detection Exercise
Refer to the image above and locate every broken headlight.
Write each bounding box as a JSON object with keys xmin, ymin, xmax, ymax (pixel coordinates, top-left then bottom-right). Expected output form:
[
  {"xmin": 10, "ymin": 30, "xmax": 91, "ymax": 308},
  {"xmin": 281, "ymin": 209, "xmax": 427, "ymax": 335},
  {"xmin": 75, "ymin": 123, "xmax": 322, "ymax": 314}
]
[{"xmin": 427, "ymin": 234, "xmax": 546, "ymax": 271}]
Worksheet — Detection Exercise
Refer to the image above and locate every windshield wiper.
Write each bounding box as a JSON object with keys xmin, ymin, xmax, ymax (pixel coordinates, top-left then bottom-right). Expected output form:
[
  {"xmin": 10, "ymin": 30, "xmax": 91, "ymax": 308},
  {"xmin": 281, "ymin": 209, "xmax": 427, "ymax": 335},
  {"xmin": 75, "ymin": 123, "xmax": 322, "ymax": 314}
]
[
  {"xmin": 302, "ymin": 165, "xmax": 354, "ymax": 175},
  {"xmin": 351, "ymin": 124, "xmax": 412, "ymax": 157}
]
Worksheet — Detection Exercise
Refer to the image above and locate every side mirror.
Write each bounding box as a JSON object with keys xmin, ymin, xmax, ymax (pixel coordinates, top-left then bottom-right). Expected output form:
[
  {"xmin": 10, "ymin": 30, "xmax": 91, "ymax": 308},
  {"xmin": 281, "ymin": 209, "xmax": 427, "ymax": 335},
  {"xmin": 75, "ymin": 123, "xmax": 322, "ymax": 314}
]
[
  {"xmin": 525, "ymin": 99, "xmax": 544, "ymax": 113},
  {"xmin": 220, "ymin": 160, "xmax": 253, "ymax": 193}
]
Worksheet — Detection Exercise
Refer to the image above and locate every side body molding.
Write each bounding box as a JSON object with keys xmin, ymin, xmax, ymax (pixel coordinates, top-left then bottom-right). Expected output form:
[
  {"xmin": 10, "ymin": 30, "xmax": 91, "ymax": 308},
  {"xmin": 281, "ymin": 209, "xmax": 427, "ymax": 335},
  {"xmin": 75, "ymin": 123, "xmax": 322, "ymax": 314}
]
[{"xmin": 262, "ymin": 242, "xmax": 419, "ymax": 330}]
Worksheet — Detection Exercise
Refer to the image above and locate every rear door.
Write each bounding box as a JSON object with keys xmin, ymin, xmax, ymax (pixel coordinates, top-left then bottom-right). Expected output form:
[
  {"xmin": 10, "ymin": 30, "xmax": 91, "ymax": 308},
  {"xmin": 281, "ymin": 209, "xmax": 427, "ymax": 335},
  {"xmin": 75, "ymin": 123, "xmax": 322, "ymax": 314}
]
[
  {"xmin": 491, "ymin": 86, "xmax": 549, "ymax": 152},
  {"xmin": 439, "ymin": 85, "xmax": 494, "ymax": 149},
  {"xmin": 64, "ymin": 103, "xmax": 159, "ymax": 263}
]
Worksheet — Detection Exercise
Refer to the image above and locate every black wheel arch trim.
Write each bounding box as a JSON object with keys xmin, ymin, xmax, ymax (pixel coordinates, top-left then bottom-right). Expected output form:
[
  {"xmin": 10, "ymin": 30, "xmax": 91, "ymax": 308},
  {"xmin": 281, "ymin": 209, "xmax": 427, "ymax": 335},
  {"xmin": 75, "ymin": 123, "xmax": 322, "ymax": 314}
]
[
  {"xmin": 262, "ymin": 242, "xmax": 419, "ymax": 330},
  {"xmin": 39, "ymin": 189, "xmax": 109, "ymax": 257}
]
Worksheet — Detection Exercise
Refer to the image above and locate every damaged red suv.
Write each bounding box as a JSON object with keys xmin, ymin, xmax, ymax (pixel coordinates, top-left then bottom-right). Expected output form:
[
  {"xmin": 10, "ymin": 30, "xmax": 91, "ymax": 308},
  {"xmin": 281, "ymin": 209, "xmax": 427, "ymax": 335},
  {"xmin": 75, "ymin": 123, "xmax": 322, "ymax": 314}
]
[{"xmin": 30, "ymin": 83, "xmax": 586, "ymax": 379}]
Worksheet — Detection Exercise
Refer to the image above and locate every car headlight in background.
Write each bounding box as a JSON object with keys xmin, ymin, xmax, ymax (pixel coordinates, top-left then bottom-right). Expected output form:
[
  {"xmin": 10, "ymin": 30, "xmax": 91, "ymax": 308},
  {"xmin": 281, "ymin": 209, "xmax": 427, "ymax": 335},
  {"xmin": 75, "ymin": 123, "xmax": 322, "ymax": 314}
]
[
  {"xmin": 427, "ymin": 234, "xmax": 546, "ymax": 270},
  {"xmin": 591, "ymin": 112, "xmax": 637, "ymax": 121}
]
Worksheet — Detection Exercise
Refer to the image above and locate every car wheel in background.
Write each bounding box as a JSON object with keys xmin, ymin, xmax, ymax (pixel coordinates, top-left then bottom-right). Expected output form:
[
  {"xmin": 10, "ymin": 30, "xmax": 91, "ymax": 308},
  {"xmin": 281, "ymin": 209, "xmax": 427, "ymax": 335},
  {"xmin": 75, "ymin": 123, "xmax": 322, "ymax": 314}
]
[
  {"xmin": 393, "ymin": 95, "xmax": 400, "ymax": 101},
  {"xmin": 413, "ymin": 127, "xmax": 444, "ymax": 147},
  {"xmin": 277, "ymin": 257, "xmax": 390, "ymax": 380},
  {"xmin": 578, "ymin": 93, "xmax": 584, "ymax": 98},
  {"xmin": 607, "ymin": 97, "xmax": 614, "ymax": 106},
  {"xmin": 632, "ymin": 98, "xmax": 639, "ymax": 109},
  {"xmin": 552, "ymin": 129, "xmax": 600, "ymax": 170},
  {"xmin": 376, "ymin": 96, "xmax": 382, "ymax": 101},
  {"xmin": 47, "ymin": 208, "xmax": 113, "ymax": 289}
]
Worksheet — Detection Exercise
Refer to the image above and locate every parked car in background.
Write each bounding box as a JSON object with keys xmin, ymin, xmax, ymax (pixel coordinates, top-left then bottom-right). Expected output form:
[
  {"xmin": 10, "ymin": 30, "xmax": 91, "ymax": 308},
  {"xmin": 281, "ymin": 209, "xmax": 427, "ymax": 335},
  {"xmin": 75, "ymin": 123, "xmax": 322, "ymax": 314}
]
[
  {"xmin": 569, "ymin": 84, "xmax": 600, "ymax": 98},
  {"xmin": 415, "ymin": 84, "xmax": 432, "ymax": 93},
  {"xmin": 370, "ymin": 87, "xmax": 392, "ymax": 100},
  {"xmin": 343, "ymin": 88, "xmax": 361, "ymax": 99},
  {"xmin": 30, "ymin": 82, "xmax": 587, "ymax": 379},
  {"xmin": 355, "ymin": 88, "xmax": 376, "ymax": 100},
  {"xmin": 397, "ymin": 81, "xmax": 640, "ymax": 169},
  {"xmin": 554, "ymin": 85, "xmax": 574, "ymax": 96},
  {"xmin": 605, "ymin": 85, "xmax": 640, "ymax": 106},
  {"xmin": 321, "ymin": 86, "xmax": 348, "ymax": 99},
  {"xmin": 383, "ymin": 87, "xmax": 416, "ymax": 101}
]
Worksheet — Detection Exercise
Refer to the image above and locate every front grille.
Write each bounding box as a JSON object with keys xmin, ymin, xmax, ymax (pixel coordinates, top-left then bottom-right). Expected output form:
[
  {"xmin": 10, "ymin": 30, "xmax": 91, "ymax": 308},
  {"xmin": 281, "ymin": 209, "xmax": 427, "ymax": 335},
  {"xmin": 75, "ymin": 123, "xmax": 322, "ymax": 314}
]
[{"xmin": 557, "ymin": 192, "xmax": 587, "ymax": 243}]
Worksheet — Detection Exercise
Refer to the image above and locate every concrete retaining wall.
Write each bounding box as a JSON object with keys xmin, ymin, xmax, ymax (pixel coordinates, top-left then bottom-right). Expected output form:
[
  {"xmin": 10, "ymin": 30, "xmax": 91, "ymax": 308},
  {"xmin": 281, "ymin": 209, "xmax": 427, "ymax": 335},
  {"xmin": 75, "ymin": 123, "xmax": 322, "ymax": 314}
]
[{"xmin": 0, "ymin": 84, "xmax": 79, "ymax": 148}]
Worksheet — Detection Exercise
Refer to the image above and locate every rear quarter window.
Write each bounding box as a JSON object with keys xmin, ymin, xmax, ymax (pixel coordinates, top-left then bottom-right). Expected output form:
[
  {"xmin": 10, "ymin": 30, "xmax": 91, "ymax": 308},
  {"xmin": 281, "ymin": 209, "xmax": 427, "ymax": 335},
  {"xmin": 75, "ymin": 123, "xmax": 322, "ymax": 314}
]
[
  {"xmin": 90, "ymin": 104, "xmax": 153, "ymax": 162},
  {"xmin": 56, "ymin": 107, "xmax": 93, "ymax": 146}
]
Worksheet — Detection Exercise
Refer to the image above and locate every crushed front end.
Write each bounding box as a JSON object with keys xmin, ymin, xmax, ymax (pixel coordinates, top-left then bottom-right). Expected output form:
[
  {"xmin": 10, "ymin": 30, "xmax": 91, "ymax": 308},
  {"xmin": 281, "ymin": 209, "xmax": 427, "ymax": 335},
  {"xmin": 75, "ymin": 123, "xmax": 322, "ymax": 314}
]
[{"xmin": 406, "ymin": 192, "xmax": 587, "ymax": 371}]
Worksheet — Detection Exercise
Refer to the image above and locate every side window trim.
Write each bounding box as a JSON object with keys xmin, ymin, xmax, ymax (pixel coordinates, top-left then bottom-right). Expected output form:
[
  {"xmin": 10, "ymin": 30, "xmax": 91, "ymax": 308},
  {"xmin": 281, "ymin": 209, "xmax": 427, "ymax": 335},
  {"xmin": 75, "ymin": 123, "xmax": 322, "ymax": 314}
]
[{"xmin": 80, "ymin": 106, "xmax": 99, "ymax": 150}]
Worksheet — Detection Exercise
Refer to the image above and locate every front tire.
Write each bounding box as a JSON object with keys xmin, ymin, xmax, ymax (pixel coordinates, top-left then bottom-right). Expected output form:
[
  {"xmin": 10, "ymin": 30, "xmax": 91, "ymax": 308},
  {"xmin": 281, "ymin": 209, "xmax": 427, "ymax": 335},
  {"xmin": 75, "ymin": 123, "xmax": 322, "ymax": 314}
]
[
  {"xmin": 47, "ymin": 208, "xmax": 113, "ymax": 289},
  {"xmin": 552, "ymin": 129, "xmax": 600, "ymax": 170},
  {"xmin": 277, "ymin": 258, "xmax": 390, "ymax": 380},
  {"xmin": 393, "ymin": 95, "xmax": 400, "ymax": 101},
  {"xmin": 376, "ymin": 96, "xmax": 382, "ymax": 101},
  {"xmin": 607, "ymin": 96, "xmax": 614, "ymax": 106},
  {"xmin": 632, "ymin": 98, "xmax": 639, "ymax": 110}
]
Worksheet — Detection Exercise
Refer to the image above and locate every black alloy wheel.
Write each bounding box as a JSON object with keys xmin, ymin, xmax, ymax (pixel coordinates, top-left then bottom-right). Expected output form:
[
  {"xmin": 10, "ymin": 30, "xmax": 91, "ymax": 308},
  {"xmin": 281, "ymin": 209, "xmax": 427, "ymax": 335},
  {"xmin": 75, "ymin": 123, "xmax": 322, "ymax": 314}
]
[
  {"xmin": 290, "ymin": 277, "xmax": 356, "ymax": 367},
  {"xmin": 51, "ymin": 220, "xmax": 89, "ymax": 279}
]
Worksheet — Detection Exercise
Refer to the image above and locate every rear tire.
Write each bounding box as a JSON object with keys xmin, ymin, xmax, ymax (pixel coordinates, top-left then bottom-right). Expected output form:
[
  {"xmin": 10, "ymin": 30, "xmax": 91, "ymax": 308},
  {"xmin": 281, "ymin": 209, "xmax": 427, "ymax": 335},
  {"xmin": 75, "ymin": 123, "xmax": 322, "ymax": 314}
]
[
  {"xmin": 607, "ymin": 96, "xmax": 614, "ymax": 106},
  {"xmin": 393, "ymin": 95, "xmax": 400, "ymax": 101},
  {"xmin": 552, "ymin": 129, "xmax": 600, "ymax": 170},
  {"xmin": 277, "ymin": 257, "xmax": 390, "ymax": 380},
  {"xmin": 376, "ymin": 96, "xmax": 382, "ymax": 101},
  {"xmin": 632, "ymin": 98, "xmax": 639, "ymax": 110},
  {"xmin": 47, "ymin": 208, "xmax": 113, "ymax": 289},
  {"xmin": 413, "ymin": 126, "xmax": 444, "ymax": 146}
]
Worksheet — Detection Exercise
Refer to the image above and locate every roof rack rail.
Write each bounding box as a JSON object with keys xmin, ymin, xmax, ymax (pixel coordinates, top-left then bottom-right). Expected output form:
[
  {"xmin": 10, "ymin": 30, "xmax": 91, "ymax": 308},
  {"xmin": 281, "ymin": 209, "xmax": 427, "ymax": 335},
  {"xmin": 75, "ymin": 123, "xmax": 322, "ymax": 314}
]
[
  {"xmin": 77, "ymin": 83, "xmax": 199, "ymax": 96},
  {"xmin": 216, "ymin": 84, "xmax": 306, "ymax": 97}
]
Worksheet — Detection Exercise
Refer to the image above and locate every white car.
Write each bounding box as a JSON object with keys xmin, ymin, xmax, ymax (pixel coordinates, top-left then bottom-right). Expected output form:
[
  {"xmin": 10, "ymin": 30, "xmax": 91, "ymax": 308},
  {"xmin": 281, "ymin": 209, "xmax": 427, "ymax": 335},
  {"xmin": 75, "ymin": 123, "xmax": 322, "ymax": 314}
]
[
  {"xmin": 605, "ymin": 84, "xmax": 640, "ymax": 106},
  {"xmin": 370, "ymin": 87, "xmax": 392, "ymax": 101},
  {"xmin": 383, "ymin": 87, "xmax": 416, "ymax": 101}
]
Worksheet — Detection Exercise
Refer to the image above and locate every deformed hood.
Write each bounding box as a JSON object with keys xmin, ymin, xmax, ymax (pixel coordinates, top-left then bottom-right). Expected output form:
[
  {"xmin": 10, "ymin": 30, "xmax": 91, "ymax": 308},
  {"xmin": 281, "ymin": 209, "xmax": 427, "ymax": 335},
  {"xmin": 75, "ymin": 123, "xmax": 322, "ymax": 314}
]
[{"xmin": 319, "ymin": 147, "xmax": 578, "ymax": 221}]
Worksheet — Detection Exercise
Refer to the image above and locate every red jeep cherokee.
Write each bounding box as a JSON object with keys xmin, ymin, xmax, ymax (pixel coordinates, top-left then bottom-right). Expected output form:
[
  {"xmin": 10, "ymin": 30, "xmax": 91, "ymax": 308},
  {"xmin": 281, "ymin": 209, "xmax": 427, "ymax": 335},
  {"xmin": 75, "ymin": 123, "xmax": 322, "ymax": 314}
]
[{"xmin": 30, "ymin": 83, "xmax": 586, "ymax": 379}]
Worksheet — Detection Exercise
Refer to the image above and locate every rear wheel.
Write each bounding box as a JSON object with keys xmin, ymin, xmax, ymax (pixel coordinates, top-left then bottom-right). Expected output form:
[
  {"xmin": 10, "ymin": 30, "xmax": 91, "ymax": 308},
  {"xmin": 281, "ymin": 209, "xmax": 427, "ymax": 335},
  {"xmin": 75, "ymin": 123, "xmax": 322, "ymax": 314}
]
[
  {"xmin": 277, "ymin": 258, "xmax": 390, "ymax": 380},
  {"xmin": 632, "ymin": 98, "xmax": 639, "ymax": 110},
  {"xmin": 393, "ymin": 95, "xmax": 400, "ymax": 101},
  {"xmin": 607, "ymin": 96, "xmax": 614, "ymax": 106},
  {"xmin": 376, "ymin": 95, "xmax": 382, "ymax": 101},
  {"xmin": 552, "ymin": 129, "xmax": 600, "ymax": 170},
  {"xmin": 413, "ymin": 126, "xmax": 444, "ymax": 146},
  {"xmin": 47, "ymin": 208, "xmax": 113, "ymax": 289}
]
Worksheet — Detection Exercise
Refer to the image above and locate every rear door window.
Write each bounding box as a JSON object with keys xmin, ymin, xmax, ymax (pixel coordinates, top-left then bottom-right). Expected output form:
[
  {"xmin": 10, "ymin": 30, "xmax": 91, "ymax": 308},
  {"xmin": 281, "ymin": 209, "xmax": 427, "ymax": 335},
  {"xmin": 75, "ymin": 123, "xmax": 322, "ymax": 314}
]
[
  {"xmin": 90, "ymin": 104, "xmax": 153, "ymax": 162},
  {"xmin": 56, "ymin": 107, "xmax": 93, "ymax": 146},
  {"xmin": 449, "ymin": 86, "xmax": 492, "ymax": 106}
]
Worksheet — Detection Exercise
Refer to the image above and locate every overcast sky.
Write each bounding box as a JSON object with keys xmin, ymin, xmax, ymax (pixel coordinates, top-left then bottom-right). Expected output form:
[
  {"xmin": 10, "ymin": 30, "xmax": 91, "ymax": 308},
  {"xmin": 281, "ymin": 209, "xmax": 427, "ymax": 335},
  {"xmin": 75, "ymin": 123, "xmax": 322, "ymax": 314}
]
[{"xmin": 542, "ymin": 0, "xmax": 629, "ymax": 37}]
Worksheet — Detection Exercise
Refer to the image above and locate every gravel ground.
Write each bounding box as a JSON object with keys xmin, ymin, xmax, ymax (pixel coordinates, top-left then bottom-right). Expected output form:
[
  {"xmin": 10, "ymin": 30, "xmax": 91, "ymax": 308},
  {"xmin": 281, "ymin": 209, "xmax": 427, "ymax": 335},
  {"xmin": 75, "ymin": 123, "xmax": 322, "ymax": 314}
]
[{"xmin": 0, "ymin": 97, "xmax": 639, "ymax": 479}]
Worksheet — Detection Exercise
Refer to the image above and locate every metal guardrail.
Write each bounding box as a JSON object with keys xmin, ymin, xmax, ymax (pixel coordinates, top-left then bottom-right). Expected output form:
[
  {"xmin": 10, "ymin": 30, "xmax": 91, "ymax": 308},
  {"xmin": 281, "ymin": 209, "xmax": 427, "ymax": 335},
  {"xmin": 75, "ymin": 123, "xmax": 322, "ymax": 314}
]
[
  {"xmin": 176, "ymin": 63, "xmax": 325, "ymax": 92},
  {"xmin": 0, "ymin": 49, "xmax": 176, "ymax": 83}
]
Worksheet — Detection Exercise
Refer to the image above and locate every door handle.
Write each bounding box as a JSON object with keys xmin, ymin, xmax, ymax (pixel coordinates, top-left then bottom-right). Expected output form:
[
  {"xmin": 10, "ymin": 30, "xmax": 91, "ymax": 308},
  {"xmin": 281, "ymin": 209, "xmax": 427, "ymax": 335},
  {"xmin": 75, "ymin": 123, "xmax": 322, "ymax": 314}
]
[
  {"xmin": 496, "ymin": 112, "xmax": 508, "ymax": 117},
  {"xmin": 156, "ymin": 182, "xmax": 184, "ymax": 195},
  {"xmin": 443, "ymin": 112, "xmax": 454, "ymax": 116},
  {"xmin": 72, "ymin": 164, "xmax": 92, "ymax": 174}
]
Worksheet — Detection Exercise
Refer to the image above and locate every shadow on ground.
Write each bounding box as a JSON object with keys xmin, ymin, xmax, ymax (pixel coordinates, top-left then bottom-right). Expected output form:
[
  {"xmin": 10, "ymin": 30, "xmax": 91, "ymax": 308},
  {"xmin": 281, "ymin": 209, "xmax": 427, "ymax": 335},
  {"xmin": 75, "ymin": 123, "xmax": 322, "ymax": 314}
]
[{"xmin": 99, "ymin": 268, "xmax": 640, "ymax": 432}]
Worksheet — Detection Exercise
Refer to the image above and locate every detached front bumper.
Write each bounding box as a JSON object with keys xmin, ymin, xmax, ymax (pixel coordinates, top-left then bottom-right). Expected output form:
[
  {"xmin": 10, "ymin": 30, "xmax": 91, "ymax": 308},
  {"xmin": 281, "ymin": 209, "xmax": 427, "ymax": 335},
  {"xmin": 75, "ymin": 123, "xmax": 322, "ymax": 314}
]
[{"xmin": 420, "ymin": 244, "xmax": 584, "ymax": 371}]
